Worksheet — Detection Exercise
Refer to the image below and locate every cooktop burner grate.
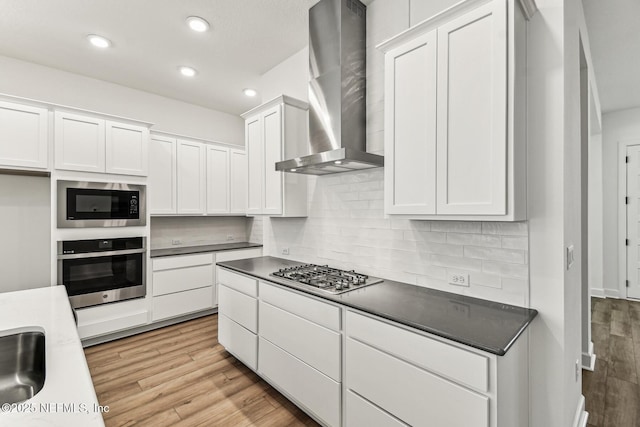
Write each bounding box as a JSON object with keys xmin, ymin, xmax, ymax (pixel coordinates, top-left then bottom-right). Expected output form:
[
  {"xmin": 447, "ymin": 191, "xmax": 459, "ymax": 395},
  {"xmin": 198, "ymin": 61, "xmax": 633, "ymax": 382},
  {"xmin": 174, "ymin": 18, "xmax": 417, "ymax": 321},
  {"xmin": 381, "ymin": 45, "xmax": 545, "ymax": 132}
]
[{"xmin": 271, "ymin": 264, "xmax": 382, "ymax": 294}]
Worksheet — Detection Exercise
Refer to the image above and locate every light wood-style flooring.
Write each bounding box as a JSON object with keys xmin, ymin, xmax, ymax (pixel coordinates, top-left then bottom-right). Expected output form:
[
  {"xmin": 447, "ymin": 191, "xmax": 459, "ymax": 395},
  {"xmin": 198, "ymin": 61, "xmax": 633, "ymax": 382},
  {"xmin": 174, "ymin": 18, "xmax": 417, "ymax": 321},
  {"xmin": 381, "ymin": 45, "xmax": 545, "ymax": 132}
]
[
  {"xmin": 84, "ymin": 314, "xmax": 320, "ymax": 427},
  {"xmin": 584, "ymin": 297, "xmax": 640, "ymax": 427}
]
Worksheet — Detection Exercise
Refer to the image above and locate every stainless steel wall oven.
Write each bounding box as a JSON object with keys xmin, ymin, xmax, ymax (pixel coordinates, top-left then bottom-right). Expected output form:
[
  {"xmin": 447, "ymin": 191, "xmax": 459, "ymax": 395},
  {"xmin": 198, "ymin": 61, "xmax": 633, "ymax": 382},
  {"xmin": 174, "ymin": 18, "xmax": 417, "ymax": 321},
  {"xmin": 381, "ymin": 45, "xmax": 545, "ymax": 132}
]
[{"xmin": 57, "ymin": 237, "xmax": 146, "ymax": 309}]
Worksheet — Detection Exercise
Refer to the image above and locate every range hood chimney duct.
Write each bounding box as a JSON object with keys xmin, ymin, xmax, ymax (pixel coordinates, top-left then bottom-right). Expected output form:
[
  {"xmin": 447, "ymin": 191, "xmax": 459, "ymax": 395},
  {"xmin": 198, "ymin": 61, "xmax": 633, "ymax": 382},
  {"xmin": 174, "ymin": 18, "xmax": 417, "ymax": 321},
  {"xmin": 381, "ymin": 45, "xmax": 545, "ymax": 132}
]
[{"xmin": 275, "ymin": 0, "xmax": 383, "ymax": 175}]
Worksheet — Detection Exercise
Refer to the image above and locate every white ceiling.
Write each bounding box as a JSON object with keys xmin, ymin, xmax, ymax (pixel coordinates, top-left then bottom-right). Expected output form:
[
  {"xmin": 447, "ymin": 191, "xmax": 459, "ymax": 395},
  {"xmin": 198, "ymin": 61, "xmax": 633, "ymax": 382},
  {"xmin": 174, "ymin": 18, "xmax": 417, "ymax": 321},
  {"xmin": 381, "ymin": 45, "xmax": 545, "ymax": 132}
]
[
  {"xmin": 583, "ymin": 0, "xmax": 640, "ymax": 113},
  {"xmin": 0, "ymin": 0, "xmax": 317, "ymax": 115}
]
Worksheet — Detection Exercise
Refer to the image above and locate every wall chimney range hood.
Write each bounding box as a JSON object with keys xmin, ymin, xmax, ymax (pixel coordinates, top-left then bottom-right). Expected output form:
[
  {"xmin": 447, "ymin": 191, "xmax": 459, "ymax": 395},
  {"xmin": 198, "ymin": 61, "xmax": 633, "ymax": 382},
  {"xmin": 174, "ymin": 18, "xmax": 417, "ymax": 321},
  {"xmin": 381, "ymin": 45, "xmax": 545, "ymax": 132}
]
[{"xmin": 275, "ymin": 0, "xmax": 383, "ymax": 175}]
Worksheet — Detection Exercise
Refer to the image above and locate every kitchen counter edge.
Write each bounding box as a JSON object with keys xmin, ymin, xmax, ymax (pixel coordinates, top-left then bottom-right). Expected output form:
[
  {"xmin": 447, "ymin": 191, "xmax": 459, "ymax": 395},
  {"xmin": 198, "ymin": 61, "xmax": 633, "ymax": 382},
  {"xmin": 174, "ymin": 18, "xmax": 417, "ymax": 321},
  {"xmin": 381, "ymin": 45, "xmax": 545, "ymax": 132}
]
[
  {"xmin": 216, "ymin": 256, "xmax": 538, "ymax": 356},
  {"xmin": 150, "ymin": 242, "xmax": 263, "ymax": 258}
]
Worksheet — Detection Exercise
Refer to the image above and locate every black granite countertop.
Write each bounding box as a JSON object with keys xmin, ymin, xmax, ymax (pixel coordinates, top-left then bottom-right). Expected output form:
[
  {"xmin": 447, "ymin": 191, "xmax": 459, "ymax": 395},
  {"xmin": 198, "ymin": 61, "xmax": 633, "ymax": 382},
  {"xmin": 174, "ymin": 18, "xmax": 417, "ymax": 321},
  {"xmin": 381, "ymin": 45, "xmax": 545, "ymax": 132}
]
[
  {"xmin": 151, "ymin": 242, "xmax": 262, "ymax": 258},
  {"xmin": 216, "ymin": 256, "xmax": 538, "ymax": 356}
]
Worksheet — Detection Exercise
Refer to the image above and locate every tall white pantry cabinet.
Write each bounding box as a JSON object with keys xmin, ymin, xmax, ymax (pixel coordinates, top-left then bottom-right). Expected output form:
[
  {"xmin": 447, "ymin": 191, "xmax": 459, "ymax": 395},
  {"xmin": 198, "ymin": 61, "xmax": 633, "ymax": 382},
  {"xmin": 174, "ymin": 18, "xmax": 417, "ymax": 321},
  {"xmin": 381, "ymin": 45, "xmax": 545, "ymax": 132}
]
[{"xmin": 379, "ymin": 0, "xmax": 529, "ymax": 221}]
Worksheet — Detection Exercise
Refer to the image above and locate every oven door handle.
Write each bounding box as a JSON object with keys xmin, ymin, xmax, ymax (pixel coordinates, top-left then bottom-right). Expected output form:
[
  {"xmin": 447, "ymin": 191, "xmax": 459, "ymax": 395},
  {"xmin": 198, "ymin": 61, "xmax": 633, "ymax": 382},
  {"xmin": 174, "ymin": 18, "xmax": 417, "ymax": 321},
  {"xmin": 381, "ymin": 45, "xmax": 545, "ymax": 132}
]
[{"xmin": 57, "ymin": 248, "xmax": 146, "ymax": 260}]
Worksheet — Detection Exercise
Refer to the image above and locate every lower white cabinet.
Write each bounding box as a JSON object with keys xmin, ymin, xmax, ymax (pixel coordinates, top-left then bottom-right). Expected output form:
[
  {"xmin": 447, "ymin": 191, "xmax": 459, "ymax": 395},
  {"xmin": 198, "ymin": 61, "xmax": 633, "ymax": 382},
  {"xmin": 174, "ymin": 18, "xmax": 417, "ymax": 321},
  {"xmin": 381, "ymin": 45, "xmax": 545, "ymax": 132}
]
[
  {"xmin": 153, "ymin": 287, "xmax": 214, "ymax": 322},
  {"xmin": 76, "ymin": 298, "xmax": 148, "ymax": 340},
  {"xmin": 259, "ymin": 337, "xmax": 341, "ymax": 427},
  {"xmin": 215, "ymin": 267, "xmax": 528, "ymax": 427},
  {"xmin": 218, "ymin": 313, "xmax": 258, "ymax": 370}
]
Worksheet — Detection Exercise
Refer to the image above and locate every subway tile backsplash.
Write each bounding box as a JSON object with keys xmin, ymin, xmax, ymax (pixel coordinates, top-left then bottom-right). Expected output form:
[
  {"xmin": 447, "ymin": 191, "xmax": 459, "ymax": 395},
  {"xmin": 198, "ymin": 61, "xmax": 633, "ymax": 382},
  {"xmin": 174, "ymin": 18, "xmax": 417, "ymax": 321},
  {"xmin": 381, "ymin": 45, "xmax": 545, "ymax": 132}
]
[
  {"xmin": 150, "ymin": 216, "xmax": 250, "ymax": 249},
  {"xmin": 254, "ymin": 169, "xmax": 530, "ymax": 307}
]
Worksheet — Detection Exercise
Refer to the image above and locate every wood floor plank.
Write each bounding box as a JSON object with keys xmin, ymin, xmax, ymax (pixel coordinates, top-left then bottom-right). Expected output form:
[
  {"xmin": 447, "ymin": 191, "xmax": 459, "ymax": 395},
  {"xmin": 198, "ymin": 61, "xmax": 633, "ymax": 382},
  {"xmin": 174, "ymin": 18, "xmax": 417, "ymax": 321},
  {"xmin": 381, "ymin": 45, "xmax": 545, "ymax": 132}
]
[
  {"xmin": 611, "ymin": 309, "xmax": 632, "ymax": 337},
  {"xmin": 592, "ymin": 322, "xmax": 611, "ymax": 362},
  {"xmin": 85, "ymin": 314, "xmax": 319, "ymax": 427},
  {"xmin": 583, "ymin": 358, "xmax": 608, "ymax": 426},
  {"xmin": 609, "ymin": 335, "xmax": 638, "ymax": 384},
  {"xmin": 603, "ymin": 377, "xmax": 640, "ymax": 427}
]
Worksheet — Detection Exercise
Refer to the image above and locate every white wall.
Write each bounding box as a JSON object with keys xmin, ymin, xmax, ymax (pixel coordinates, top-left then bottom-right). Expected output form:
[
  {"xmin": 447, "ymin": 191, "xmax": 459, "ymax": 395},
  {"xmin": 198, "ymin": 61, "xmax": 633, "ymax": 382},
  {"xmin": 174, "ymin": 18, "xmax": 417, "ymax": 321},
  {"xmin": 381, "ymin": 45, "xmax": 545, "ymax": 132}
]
[
  {"xmin": 602, "ymin": 107, "xmax": 640, "ymax": 297},
  {"xmin": 589, "ymin": 132, "xmax": 604, "ymax": 297},
  {"xmin": 259, "ymin": 47, "xmax": 308, "ymax": 103},
  {"xmin": 0, "ymin": 55, "xmax": 244, "ymax": 145},
  {"xmin": 0, "ymin": 175, "xmax": 50, "ymax": 292}
]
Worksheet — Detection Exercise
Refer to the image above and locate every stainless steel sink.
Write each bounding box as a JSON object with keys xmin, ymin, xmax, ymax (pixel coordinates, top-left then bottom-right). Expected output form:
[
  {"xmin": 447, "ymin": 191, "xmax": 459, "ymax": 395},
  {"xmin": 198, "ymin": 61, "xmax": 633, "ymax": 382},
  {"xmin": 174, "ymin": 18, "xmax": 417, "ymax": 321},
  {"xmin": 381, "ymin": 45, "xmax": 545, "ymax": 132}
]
[{"xmin": 0, "ymin": 331, "xmax": 46, "ymax": 404}]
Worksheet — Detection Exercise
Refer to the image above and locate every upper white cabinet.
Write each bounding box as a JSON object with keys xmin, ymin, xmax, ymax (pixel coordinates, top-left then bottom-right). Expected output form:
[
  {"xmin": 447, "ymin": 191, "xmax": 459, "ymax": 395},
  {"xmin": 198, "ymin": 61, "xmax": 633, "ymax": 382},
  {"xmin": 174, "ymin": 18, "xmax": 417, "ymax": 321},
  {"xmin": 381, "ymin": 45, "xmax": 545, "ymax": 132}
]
[
  {"xmin": 206, "ymin": 145, "xmax": 230, "ymax": 214},
  {"xmin": 148, "ymin": 132, "xmax": 247, "ymax": 216},
  {"xmin": 379, "ymin": 0, "xmax": 527, "ymax": 221},
  {"xmin": 55, "ymin": 111, "xmax": 149, "ymax": 176},
  {"xmin": 0, "ymin": 100, "xmax": 49, "ymax": 171},
  {"xmin": 242, "ymin": 95, "xmax": 308, "ymax": 217},
  {"xmin": 177, "ymin": 139, "xmax": 206, "ymax": 214},
  {"xmin": 105, "ymin": 121, "xmax": 149, "ymax": 176},
  {"xmin": 148, "ymin": 134, "xmax": 177, "ymax": 214},
  {"xmin": 229, "ymin": 148, "xmax": 247, "ymax": 214}
]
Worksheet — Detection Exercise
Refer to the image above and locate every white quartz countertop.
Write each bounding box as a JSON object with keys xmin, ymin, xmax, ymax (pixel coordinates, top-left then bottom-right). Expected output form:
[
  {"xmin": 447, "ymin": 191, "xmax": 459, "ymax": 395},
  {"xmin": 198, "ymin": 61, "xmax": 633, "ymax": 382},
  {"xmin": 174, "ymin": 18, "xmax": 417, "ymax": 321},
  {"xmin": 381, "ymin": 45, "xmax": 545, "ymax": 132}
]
[{"xmin": 0, "ymin": 286, "xmax": 104, "ymax": 427}]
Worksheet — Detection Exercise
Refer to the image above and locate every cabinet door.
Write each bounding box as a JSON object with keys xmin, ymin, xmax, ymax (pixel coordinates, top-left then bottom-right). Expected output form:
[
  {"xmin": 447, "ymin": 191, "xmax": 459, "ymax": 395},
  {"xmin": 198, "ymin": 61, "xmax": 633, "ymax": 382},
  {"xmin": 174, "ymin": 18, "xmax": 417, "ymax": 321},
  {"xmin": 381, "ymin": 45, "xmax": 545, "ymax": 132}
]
[
  {"xmin": 0, "ymin": 101, "xmax": 49, "ymax": 170},
  {"xmin": 55, "ymin": 111, "xmax": 105, "ymax": 173},
  {"xmin": 384, "ymin": 31, "xmax": 437, "ymax": 215},
  {"xmin": 246, "ymin": 115, "xmax": 263, "ymax": 214},
  {"xmin": 229, "ymin": 149, "xmax": 247, "ymax": 214},
  {"xmin": 149, "ymin": 135, "xmax": 177, "ymax": 214},
  {"xmin": 206, "ymin": 145, "xmax": 230, "ymax": 214},
  {"xmin": 176, "ymin": 140, "xmax": 205, "ymax": 214},
  {"xmin": 436, "ymin": 0, "xmax": 507, "ymax": 215},
  {"xmin": 262, "ymin": 105, "xmax": 283, "ymax": 215},
  {"xmin": 105, "ymin": 121, "xmax": 149, "ymax": 176}
]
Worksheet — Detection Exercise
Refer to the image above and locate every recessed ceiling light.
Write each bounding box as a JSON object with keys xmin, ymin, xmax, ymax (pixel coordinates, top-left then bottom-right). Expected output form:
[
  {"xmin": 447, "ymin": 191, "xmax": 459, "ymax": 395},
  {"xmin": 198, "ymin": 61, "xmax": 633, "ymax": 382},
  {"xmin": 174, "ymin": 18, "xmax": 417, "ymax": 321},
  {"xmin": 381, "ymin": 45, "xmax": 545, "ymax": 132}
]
[
  {"xmin": 186, "ymin": 16, "xmax": 210, "ymax": 32},
  {"xmin": 179, "ymin": 66, "xmax": 197, "ymax": 77},
  {"xmin": 87, "ymin": 34, "xmax": 111, "ymax": 48},
  {"xmin": 243, "ymin": 88, "xmax": 258, "ymax": 97},
  {"xmin": 290, "ymin": 168, "xmax": 297, "ymax": 172},
  {"xmin": 334, "ymin": 160, "xmax": 343, "ymax": 165}
]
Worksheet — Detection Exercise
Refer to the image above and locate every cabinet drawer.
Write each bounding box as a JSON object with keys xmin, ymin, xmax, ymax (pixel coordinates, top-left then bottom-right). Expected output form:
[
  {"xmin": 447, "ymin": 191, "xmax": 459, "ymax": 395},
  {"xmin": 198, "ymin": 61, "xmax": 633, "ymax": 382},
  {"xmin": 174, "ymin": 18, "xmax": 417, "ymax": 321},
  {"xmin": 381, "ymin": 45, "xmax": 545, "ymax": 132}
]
[
  {"xmin": 259, "ymin": 337, "xmax": 340, "ymax": 427},
  {"xmin": 346, "ymin": 311, "xmax": 488, "ymax": 391},
  {"xmin": 346, "ymin": 338, "xmax": 488, "ymax": 427},
  {"xmin": 215, "ymin": 248, "xmax": 262, "ymax": 263},
  {"xmin": 152, "ymin": 264, "xmax": 213, "ymax": 296},
  {"xmin": 260, "ymin": 281, "xmax": 340, "ymax": 331},
  {"xmin": 218, "ymin": 314, "xmax": 257, "ymax": 371},
  {"xmin": 346, "ymin": 391, "xmax": 408, "ymax": 427},
  {"xmin": 153, "ymin": 253, "xmax": 213, "ymax": 271},
  {"xmin": 152, "ymin": 286, "xmax": 213, "ymax": 321},
  {"xmin": 217, "ymin": 267, "xmax": 258, "ymax": 297},
  {"xmin": 218, "ymin": 285, "xmax": 257, "ymax": 333},
  {"xmin": 259, "ymin": 301, "xmax": 341, "ymax": 381}
]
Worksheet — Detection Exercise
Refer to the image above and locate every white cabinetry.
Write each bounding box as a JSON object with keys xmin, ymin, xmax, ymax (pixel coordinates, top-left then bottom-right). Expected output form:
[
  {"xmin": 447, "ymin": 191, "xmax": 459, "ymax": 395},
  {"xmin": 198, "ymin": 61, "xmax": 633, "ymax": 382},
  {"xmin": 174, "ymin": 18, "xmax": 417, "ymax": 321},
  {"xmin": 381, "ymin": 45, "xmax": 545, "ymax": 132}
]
[
  {"xmin": 177, "ymin": 139, "xmax": 206, "ymax": 214},
  {"xmin": 151, "ymin": 253, "xmax": 214, "ymax": 321},
  {"xmin": 242, "ymin": 95, "xmax": 308, "ymax": 217},
  {"xmin": 148, "ymin": 134, "xmax": 177, "ymax": 214},
  {"xmin": 229, "ymin": 149, "xmax": 248, "ymax": 214},
  {"xmin": 379, "ymin": 0, "xmax": 527, "ymax": 220},
  {"xmin": 54, "ymin": 111, "xmax": 149, "ymax": 176},
  {"xmin": 0, "ymin": 100, "xmax": 49, "ymax": 171},
  {"xmin": 345, "ymin": 310, "xmax": 528, "ymax": 427},
  {"xmin": 148, "ymin": 132, "xmax": 247, "ymax": 216}
]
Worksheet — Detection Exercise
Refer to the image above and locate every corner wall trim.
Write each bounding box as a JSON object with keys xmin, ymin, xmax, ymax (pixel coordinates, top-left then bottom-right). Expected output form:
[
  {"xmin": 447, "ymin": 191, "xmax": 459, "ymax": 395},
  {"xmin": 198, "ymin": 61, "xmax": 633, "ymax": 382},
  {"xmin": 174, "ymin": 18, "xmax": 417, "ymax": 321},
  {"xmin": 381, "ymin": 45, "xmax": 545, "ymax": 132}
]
[
  {"xmin": 572, "ymin": 395, "xmax": 588, "ymax": 427},
  {"xmin": 582, "ymin": 341, "xmax": 596, "ymax": 371},
  {"xmin": 591, "ymin": 288, "xmax": 606, "ymax": 298}
]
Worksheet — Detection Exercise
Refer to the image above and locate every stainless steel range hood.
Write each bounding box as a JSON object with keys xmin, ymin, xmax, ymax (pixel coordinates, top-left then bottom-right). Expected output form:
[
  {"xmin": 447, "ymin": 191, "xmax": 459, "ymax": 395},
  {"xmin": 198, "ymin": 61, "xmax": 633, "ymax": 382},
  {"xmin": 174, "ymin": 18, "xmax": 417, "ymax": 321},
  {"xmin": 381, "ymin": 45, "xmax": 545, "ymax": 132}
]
[{"xmin": 275, "ymin": 0, "xmax": 383, "ymax": 176}]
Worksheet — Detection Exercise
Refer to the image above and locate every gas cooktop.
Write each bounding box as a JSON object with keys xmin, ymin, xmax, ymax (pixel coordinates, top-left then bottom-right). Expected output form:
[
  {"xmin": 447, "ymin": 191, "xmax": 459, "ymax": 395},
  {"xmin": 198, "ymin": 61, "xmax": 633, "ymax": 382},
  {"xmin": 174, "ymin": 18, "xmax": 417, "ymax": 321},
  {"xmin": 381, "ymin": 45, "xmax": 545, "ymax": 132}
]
[{"xmin": 271, "ymin": 264, "xmax": 383, "ymax": 294}]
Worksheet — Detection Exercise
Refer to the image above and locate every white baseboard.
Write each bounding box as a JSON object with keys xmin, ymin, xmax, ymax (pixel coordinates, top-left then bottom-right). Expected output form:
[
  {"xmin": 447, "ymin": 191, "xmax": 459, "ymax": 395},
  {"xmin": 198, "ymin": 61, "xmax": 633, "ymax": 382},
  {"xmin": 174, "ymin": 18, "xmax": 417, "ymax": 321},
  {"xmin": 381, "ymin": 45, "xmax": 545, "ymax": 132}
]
[
  {"xmin": 591, "ymin": 288, "xmax": 606, "ymax": 298},
  {"xmin": 582, "ymin": 341, "xmax": 596, "ymax": 371},
  {"xmin": 572, "ymin": 395, "xmax": 588, "ymax": 427},
  {"xmin": 605, "ymin": 288, "xmax": 621, "ymax": 298}
]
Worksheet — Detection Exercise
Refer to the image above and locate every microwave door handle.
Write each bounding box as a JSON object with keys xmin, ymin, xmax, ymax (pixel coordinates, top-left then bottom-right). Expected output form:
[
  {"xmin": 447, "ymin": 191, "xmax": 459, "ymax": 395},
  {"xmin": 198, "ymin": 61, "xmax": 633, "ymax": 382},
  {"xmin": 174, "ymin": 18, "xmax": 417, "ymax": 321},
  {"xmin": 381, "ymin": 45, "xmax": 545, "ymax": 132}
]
[{"xmin": 58, "ymin": 248, "xmax": 146, "ymax": 260}]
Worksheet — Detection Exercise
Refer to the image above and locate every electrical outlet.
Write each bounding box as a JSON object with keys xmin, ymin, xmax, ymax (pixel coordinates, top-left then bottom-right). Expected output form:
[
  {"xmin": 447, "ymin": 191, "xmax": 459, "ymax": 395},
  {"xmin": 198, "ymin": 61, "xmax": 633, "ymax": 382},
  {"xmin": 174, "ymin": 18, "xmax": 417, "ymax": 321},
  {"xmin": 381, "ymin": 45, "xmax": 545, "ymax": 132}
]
[
  {"xmin": 171, "ymin": 239, "xmax": 182, "ymax": 246},
  {"xmin": 281, "ymin": 247, "xmax": 290, "ymax": 255},
  {"xmin": 226, "ymin": 235, "xmax": 234, "ymax": 241},
  {"xmin": 448, "ymin": 271, "xmax": 470, "ymax": 287}
]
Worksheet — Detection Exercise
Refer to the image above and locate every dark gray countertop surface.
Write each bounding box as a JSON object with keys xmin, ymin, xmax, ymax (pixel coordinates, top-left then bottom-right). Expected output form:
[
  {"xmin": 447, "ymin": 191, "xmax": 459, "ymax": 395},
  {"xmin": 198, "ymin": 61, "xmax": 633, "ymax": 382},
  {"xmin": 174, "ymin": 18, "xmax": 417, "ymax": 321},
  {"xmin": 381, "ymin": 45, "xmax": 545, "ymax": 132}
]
[
  {"xmin": 150, "ymin": 242, "xmax": 262, "ymax": 258},
  {"xmin": 217, "ymin": 256, "xmax": 538, "ymax": 356}
]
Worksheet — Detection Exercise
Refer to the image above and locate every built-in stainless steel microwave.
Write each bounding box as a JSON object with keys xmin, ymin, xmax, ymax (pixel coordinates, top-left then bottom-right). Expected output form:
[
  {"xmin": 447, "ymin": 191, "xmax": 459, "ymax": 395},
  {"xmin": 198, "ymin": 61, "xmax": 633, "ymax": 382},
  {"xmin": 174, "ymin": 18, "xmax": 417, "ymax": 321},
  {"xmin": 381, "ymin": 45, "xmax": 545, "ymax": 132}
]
[{"xmin": 57, "ymin": 180, "xmax": 146, "ymax": 228}]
